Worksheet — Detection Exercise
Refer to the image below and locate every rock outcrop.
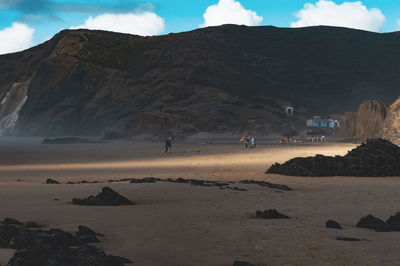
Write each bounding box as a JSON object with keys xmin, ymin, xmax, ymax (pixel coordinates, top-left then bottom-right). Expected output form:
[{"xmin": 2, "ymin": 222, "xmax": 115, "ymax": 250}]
[
  {"xmin": 72, "ymin": 187, "xmax": 135, "ymax": 206},
  {"xmin": 46, "ymin": 178, "xmax": 60, "ymax": 184},
  {"xmin": 326, "ymin": 220, "xmax": 342, "ymax": 229},
  {"xmin": 356, "ymin": 215, "xmax": 386, "ymax": 230},
  {"xmin": 336, "ymin": 237, "xmax": 362, "ymax": 241},
  {"xmin": 381, "ymin": 98, "xmax": 400, "ymax": 146},
  {"xmin": 255, "ymin": 209, "xmax": 290, "ymax": 219},
  {"xmin": 0, "ymin": 218, "xmax": 131, "ymax": 266},
  {"xmin": 266, "ymin": 139, "xmax": 400, "ymax": 177}
]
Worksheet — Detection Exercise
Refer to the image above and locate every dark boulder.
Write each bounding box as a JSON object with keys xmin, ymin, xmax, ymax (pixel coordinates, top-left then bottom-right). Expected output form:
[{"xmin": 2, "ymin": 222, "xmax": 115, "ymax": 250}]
[
  {"xmin": 336, "ymin": 237, "xmax": 361, "ymax": 241},
  {"xmin": 356, "ymin": 215, "xmax": 385, "ymax": 230},
  {"xmin": 326, "ymin": 220, "xmax": 342, "ymax": 229},
  {"xmin": 46, "ymin": 178, "xmax": 60, "ymax": 184},
  {"xmin": 233, "ymin": 261, "xmax": 256, "ymax": 266},
  {"xmin": 255, "ymin": 209, "xmax": 290, "ymax": 219},
  {"xmin": 72, "ymin": 187, "xmax": 135, "ymax": 206}
]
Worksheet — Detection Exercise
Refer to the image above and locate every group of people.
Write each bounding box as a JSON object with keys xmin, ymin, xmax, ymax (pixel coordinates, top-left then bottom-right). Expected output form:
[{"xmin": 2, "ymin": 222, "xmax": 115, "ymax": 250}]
[
  {"xmin": 166, "ymin": 135, "xmax": 257, "ymax": 153},
  {"xmin": 240, "ymin": 135, "xmax": 256, "ymax": 149}
]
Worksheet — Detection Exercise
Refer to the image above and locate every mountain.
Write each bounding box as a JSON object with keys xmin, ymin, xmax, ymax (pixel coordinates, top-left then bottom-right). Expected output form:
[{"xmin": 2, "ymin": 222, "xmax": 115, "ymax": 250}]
[{"xmin": 0, "ymin": 25, "xmax": 399, "ymax": 138}]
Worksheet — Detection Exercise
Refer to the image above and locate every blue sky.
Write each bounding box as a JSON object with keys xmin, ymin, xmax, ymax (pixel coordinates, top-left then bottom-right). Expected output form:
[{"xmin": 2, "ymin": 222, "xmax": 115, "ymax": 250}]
[{"xmin": 0, "ymin": 0, "xmax": 400, "ymax": 54}]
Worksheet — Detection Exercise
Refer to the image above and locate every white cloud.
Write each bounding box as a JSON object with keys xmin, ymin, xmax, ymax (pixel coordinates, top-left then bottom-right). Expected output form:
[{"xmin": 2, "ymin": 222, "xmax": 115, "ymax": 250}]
[
  {"xmin": 0, "ymin": 23, "xmax": 35, "ymax": 55},
  {"xmin": 291, "ymin": 0, "xmax": 385, "ymax": 32},
  {"xmin": 201, "ymin": 0, "xmax": 263, "ymax": 27},
  {"xmin": 72, "ymin": 12, "xmax": 165, "ymax": 36}
]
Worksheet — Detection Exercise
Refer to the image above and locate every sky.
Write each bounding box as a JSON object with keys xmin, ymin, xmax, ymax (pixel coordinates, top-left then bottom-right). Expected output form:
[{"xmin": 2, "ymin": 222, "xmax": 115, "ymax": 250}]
[{"xmin": 1, "ymin": 0, "xmax": 400, "ymax": 54}]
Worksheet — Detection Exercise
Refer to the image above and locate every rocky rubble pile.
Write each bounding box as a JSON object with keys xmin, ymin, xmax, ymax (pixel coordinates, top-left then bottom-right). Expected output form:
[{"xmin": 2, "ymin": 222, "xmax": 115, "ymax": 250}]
[
  {"xmin": 0, "ymin": 218, "xmax": 131, "ymax": 266},
  {"xmin": 72, "ymin": 187, "xmax": 135, "ymax": 206},
  {"xmin": 266, "ymin": 139, "xmax": 400, "ymax": 177}
]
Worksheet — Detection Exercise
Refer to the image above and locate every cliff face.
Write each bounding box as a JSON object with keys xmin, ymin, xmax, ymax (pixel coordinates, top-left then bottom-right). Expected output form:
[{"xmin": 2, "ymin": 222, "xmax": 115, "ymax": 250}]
[
  {"xmin": 337, "ymin": 100, "xmax": 389, "ymax": 139},
  {"xmin": 381, "ymin": 98, "xmax": 400, "ymax": 145},
  {"xmin": 354, "ymin": 100, "xmax": 389, "ymax": 139},
  {"xmin": 337, "ymin": 112, "xmax": 357, "ymax": 138},
  {"xmin": 0, "ymin": 79, "xmax": 30, "ymax": 134},
  {"xmin": 1, "ymin": 25, "xmax": 400, "ymax": 137}
]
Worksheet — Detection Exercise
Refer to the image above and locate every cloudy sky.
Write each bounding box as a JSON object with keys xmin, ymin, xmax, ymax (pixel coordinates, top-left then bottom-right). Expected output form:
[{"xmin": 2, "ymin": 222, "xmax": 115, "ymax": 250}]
[{"xmin": 0, "ymin": 0, "xmax": 400, "ymax": 54}]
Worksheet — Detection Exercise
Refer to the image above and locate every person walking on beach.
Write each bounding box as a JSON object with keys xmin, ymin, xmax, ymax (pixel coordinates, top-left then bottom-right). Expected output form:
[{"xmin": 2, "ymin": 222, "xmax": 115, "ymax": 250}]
[
  {"xmin": 245, "ymin": 136, "xmax": 250, "ymax": 148},
  {"xmin": 165, "ymin": 137, "xmax": 172, "ymax": 153},
  {"xmin": 251, "ymin": 136, "xmax": 256, "ymax": 148},
  {"xmin": 240, "ymin": 136, "xmax": 250, "ymax": 148}
]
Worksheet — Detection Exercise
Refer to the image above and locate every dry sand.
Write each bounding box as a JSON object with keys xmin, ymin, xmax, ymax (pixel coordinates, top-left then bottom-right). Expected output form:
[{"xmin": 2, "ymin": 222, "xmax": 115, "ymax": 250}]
[{"xmin": 0, "ymin": 137, "xmax": 400, "ymax": 265}]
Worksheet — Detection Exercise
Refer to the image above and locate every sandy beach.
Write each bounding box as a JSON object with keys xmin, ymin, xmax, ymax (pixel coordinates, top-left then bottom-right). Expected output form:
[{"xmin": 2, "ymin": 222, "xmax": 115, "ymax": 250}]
[{"xmin": 1, "ymin": 137, "xmax": 400, "ymax": 265}]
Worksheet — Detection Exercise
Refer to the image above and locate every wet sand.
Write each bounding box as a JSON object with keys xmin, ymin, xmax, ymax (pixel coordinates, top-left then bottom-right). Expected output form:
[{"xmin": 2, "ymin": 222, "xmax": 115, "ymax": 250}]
[{"xmin": 1, "ymin": 138, "xmax": 400, "ymax": 265}]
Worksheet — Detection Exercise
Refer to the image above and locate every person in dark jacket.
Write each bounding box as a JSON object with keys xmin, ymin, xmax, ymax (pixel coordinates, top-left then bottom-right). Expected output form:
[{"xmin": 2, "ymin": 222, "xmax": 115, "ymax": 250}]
[
  {"xmin": 165, "ymin": 137, "xmax": 172, "ymax": 153},
  {"xmin": 240, "ymin": 135, "xmax": 250, "ymax": 148}
]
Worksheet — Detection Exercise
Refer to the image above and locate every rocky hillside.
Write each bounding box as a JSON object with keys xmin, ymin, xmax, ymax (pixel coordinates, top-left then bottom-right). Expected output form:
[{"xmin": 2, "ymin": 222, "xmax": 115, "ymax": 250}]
[
  {"xmin": 381, "ymin": 98, "xmax": 400, "ymax": 145},
  {"xmin": 1, "ymin": 25, "xmax": 400, "ymax": 137}
]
